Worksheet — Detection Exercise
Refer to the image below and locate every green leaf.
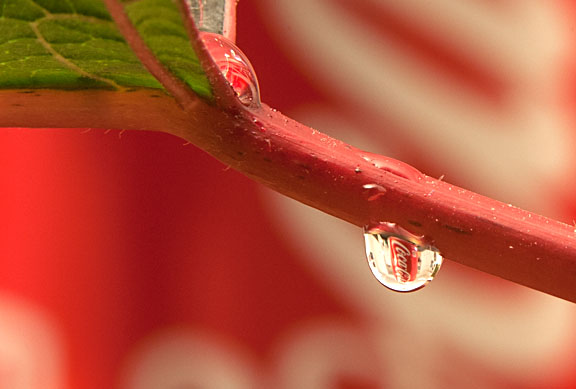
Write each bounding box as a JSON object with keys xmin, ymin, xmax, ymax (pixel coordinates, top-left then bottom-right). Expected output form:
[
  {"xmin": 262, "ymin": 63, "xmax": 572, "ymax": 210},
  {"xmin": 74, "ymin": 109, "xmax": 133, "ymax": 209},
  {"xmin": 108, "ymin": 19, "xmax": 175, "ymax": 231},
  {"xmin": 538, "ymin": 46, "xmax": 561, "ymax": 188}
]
[{"xmin": 0, "ymin": 0, "xmax": 211, "ymax": 97}]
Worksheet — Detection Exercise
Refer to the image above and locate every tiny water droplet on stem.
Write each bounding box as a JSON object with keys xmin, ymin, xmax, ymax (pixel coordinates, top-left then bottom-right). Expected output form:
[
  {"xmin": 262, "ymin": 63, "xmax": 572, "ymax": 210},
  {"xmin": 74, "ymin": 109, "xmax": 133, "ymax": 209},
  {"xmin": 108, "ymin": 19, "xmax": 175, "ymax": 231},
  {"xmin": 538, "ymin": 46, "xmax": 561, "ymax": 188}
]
[
  {"xmin": 200, "ymin": 32, "xmax": 261, "ymax": 107},
  {"xmin": 360, "ymin": 153, "xmax": 423, "ymax": 181},
  {"xmin": 363, "ymin": 222, "xmax": 443, "ymax": 292}
]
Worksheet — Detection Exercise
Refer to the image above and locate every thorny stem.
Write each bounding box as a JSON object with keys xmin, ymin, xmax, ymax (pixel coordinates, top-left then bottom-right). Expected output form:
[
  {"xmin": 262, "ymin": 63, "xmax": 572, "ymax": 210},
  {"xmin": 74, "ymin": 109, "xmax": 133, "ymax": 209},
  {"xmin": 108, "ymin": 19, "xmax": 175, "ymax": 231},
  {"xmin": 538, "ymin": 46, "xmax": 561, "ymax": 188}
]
[{"xmin": 5, "ymin": 0, "xmax": 576, "ymax": 303}]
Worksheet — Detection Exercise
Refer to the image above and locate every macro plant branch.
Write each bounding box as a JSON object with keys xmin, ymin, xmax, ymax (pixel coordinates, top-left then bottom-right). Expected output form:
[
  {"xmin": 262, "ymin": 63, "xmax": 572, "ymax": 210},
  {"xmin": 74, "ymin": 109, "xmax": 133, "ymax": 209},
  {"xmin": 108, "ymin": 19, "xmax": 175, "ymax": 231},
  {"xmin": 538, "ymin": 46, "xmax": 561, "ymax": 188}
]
[{"xmin": 0, "ymin": 0, "xmax": 575, "ymax": 302}]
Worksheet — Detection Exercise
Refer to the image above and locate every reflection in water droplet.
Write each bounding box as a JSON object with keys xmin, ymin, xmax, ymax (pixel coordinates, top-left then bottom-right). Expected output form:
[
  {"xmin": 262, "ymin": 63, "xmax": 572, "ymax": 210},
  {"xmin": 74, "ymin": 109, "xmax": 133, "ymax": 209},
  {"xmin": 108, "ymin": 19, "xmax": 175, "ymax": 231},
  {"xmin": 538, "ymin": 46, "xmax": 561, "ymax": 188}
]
[
  {"xmin": 363, "ymin": 222, "xmax": 443, "ymax": 292},
  {"xmin": 200, "ymin": 32, "xmax": 261, "ymax": 107}
]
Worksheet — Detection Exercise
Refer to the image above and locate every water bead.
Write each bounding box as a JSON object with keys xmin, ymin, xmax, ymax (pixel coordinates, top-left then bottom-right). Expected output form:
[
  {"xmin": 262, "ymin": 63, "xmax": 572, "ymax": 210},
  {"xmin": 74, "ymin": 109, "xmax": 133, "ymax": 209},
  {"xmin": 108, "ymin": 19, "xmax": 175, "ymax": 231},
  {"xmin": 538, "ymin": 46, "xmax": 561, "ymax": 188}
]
[
  {"xmin": 360, "ymin": 153, "xmax": 424, "ymax": 182},
  {"xmin": 200, "ymin": 32, "xmax": 261, "ymax": 107},
  {"xmin": 363, "ymin": 223, "xmax": 443, "ymax": 292}
]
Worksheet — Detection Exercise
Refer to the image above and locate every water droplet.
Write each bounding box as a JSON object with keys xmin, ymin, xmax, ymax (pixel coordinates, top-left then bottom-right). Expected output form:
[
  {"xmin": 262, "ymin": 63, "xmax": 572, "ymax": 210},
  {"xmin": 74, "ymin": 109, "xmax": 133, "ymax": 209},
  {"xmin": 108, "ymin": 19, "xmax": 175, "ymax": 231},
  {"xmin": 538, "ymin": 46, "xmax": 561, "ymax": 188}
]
[
  {"xmin": 362, "ymin": 184, "xmax": 386, "ymax": 201},
  {"xmin": 200, "ymin": 32, "xmax": 261, "ymax": 107},
  {"xmin": 360, "ymin": 152, "xmax": 423, "ymax": 181},
  {"xmin": 363, "ymin": 222, "xmax": 443, "ymax": 292}
]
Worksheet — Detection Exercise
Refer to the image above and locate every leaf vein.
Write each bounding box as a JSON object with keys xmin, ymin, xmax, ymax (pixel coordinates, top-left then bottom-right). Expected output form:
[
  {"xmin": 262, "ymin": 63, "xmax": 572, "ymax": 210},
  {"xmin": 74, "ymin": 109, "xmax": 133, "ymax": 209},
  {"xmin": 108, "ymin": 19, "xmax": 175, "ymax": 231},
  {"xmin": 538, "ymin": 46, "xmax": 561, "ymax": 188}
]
[
  {"xmin": 29, "ymin": 19, "xmax": 123, "ymax": 90},
  {"xmin": 29, "ymin": 0, "xmax": 51, "ymax": 17}
]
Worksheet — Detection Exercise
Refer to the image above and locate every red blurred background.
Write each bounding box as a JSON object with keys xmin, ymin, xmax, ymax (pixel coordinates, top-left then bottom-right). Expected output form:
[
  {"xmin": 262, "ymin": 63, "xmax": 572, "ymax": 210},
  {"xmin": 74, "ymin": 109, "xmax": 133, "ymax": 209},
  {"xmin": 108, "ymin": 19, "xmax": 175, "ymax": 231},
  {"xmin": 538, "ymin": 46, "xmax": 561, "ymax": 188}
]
[{"xmin": 1, "ymin": 1, "xmax": 576, "ymax": 388}]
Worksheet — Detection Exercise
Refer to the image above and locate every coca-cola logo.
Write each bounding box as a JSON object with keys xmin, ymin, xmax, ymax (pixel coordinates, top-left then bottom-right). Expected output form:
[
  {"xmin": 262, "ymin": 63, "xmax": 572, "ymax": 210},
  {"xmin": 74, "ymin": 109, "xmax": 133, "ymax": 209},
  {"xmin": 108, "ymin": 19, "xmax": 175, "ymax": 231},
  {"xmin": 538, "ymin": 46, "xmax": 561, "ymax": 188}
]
[{"xmin": 389, "ymin": 237, "xmax": 416, "ymax": 283}]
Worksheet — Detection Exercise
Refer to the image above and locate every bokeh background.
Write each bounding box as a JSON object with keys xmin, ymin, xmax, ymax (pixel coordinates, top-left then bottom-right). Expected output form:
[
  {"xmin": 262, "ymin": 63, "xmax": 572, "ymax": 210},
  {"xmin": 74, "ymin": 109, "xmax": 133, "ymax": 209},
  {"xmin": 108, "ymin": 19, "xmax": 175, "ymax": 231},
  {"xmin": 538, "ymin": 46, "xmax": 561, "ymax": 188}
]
[{"xmin": 1, "ymin": 0, "xmax": 576, "ymax": 387}]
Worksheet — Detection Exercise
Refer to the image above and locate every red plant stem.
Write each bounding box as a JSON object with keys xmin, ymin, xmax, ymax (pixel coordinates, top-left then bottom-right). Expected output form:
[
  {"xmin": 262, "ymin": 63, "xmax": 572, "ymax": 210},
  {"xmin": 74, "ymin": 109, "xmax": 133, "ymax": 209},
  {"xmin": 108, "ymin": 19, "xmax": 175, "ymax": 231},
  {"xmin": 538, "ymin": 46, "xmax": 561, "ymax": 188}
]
[
  {"xmin": 103, "ymin": 1, "xmax": 576, "ymax": 302},
  {"xmin": 196, "ymin": 103, "xmax": 576, "ymax": 303}
]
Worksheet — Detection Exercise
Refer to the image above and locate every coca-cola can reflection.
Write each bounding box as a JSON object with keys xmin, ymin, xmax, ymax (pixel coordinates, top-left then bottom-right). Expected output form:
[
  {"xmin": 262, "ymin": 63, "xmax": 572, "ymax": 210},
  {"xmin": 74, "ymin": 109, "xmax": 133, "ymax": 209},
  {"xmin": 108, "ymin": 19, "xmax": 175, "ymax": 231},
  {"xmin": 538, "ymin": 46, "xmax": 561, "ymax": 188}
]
[{"xmin": 363, "ymin": 223, "xmax": 443, "ymax": 292}]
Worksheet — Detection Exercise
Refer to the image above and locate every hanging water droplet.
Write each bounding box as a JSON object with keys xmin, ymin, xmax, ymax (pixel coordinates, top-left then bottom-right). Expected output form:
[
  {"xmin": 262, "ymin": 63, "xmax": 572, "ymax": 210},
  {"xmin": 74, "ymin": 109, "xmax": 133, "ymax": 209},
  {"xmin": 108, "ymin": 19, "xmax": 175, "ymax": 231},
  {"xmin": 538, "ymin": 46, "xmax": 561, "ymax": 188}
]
[
  {"xmin": 363, "ymin": 222, "xmax": 443, "ymax": 292},
  {"xmin": 200, "ymin": 32, "xmax": 261, "ymax": 107}
]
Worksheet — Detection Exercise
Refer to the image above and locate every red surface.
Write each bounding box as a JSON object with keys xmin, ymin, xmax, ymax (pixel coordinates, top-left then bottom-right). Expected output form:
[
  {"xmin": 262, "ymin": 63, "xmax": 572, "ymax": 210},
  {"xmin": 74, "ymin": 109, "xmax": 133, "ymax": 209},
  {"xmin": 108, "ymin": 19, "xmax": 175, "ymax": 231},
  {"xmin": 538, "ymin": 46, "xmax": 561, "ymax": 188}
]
[{"xmin": 1, "ymin": 1, "xmax": 576, "ymax": 388}]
